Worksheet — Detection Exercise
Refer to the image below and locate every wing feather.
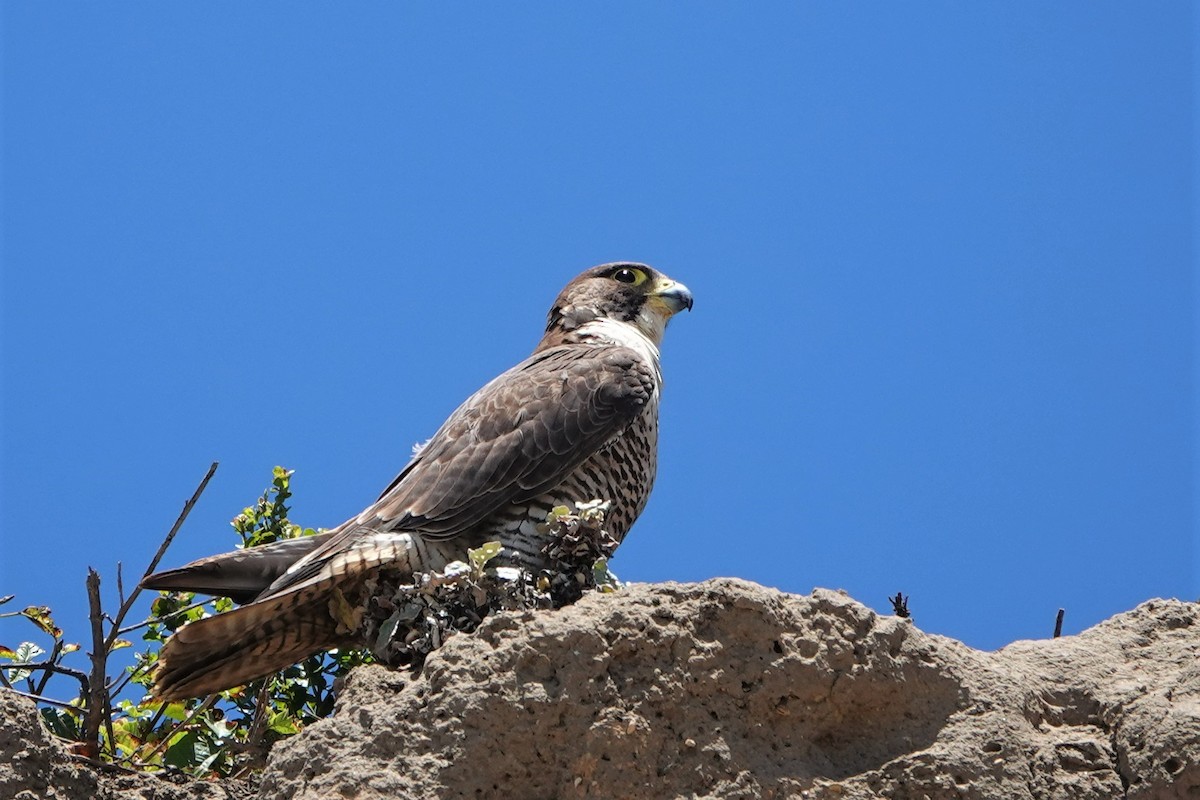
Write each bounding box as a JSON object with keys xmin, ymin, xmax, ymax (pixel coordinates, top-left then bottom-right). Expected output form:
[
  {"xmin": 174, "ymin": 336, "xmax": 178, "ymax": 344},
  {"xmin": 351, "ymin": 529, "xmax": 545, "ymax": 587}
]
[{"xmin": 257, "ymin": 342, "xmax": 654, "ymax": 600}]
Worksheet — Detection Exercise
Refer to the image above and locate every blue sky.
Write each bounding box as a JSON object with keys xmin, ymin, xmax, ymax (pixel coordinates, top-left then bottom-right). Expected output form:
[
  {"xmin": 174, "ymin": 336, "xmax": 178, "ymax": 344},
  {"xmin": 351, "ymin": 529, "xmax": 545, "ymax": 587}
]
[{"xmin": 2, "ymin": 4, "xmax": 1195, "ymax": 669}]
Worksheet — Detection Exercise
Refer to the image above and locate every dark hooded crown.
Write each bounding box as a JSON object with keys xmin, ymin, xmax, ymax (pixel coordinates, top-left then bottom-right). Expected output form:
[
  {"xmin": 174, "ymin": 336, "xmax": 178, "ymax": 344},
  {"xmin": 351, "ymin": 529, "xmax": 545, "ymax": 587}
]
[{"xmin": 544, "ymin": 262, "xmax": 664, "ymax": 334}]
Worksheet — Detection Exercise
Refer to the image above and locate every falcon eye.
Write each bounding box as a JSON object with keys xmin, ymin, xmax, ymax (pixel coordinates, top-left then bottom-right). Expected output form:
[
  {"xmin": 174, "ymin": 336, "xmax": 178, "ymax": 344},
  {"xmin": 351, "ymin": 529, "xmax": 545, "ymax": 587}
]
[{"xmin": 611, "ymin": 267, "xmax": 647, "ymax": 286}]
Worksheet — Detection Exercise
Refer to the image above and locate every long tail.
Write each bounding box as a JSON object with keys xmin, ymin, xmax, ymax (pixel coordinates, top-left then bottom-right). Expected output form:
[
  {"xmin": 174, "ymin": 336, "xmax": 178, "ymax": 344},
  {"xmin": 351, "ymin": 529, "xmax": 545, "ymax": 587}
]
[
  {"xmin": 141, "ymin": 532, "xmax": 336, "ymax": 604},
  {"xmin": 150, "ymin": 530, "xmax": 430, "ymax": 699},
  {"xmin": 153, "ymin": 574, "xmax": 348, "ymax": 700}
]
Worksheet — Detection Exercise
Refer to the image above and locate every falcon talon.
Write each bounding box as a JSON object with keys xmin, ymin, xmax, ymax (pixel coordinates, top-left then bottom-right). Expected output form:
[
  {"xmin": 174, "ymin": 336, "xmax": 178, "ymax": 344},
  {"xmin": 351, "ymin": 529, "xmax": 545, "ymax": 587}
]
[{"xmin": 141, "ymin": 263, "xmax": 691, "ymax": 700}]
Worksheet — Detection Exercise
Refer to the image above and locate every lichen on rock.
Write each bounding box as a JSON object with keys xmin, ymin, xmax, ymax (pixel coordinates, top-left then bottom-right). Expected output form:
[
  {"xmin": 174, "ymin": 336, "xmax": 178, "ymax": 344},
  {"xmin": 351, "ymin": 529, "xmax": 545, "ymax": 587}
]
[{"xmin": 349, "ymin": 500, "xmax": 622, "ymax": 669}]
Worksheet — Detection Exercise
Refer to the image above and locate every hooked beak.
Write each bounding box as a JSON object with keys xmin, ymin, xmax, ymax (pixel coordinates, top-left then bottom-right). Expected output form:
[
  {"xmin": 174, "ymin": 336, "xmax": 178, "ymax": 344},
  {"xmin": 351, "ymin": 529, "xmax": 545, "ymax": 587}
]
[{"xmin": 651, "ymin": 280, "xmax": 694, "ymax": 315}]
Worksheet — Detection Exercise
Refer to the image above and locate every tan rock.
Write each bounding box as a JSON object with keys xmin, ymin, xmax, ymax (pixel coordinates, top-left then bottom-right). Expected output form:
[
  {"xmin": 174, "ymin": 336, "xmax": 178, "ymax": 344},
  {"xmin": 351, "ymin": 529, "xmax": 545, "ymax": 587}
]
[
  {"xmin": 260, "ymin": 580, "xmax": 1200, "ymax": 799},
  {"xmin": 5, "ymin": 579, "xmax": 1198, "ymax": 798}
]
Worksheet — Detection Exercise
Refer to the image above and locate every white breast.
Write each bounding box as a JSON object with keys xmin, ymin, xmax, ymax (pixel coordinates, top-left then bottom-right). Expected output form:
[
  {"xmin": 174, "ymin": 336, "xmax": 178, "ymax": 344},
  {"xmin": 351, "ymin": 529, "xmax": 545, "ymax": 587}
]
[{"xmin": 576, "ymin": 318, "xmax": 663, "ymax": 382}]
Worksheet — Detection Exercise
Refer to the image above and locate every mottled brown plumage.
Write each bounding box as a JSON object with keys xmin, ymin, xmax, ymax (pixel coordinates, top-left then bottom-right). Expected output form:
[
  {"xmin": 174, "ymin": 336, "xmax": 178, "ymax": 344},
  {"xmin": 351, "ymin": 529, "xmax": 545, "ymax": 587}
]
[{"xmin": 142, "ymin": 263, "xmax": 692, "ymax": 699}]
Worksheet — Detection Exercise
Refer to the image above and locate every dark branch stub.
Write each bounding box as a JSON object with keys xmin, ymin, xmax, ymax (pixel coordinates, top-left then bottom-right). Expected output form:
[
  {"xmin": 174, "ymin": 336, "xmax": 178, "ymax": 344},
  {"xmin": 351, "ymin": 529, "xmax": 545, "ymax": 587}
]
[{"xmin": 889, "ymin": 592, "xmax": 911, "ymax": 619}]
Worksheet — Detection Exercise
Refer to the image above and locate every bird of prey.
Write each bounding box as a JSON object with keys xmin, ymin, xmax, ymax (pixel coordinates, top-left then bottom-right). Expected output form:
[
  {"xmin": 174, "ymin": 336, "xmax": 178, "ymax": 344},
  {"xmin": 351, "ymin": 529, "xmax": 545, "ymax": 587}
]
[{"xmin": 142, "ymin": 263, "xmax": 692, "ymax": 699}]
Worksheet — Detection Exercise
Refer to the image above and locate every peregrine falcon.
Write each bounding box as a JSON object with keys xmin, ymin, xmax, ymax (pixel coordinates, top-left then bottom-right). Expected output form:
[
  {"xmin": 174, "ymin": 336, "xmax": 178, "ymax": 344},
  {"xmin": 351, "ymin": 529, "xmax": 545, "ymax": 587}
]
[{"xmin": 142, "ymin": 263, "xmax": 692, "ymax": 699}]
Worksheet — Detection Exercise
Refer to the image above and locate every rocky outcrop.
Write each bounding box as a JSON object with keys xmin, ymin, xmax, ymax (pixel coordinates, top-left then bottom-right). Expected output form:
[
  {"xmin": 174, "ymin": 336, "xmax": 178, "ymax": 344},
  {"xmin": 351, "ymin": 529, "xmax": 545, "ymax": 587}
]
[
  {"xmin": 5, "ymin": 580, "xmax": 1199, "ymax": 798},
  {"xmin": 0, "ymin": 686, "xmax": 250, "ymax": 799}
]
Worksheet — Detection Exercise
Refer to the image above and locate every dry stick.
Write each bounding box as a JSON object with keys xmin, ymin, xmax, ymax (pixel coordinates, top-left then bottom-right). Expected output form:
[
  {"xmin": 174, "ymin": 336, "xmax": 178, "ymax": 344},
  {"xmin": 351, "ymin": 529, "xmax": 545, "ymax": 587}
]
[
  {"xmin": 83, "ymin": 569, "xmax": 107, "ymax": 760},
  {"xmin": 104, "ymin": 461, "xmax": 220, "ymax": 654},
  {"xmin": 34, "ymin": 639, "xmax": 67, "ymax": 696},
  {"xmin": 127, "ymin": 695, "xmax": 217, "ymax": 768},
  {"xmin": 9, "ymin": 657, "xmax": 90, "ymax": 694},
  {"xmin": 80, "ymin": 463, "xmax": 220, "ymax": 759},
  {"xmin": 1053, "ymin": 608, "xmax": 1065, "ymax": 638},
  {"xmin": 108, "ymin": 597, "xmax": 222, "ymax": 699},
  {"xmin": 6, "ymin": 685, "xmax": 88, "ymax": 711},
  {"xmin": 139, "ymin": 700, "xmax": 170, "ymax": 746},
  {"xmin": 117, "ymin": 562, "xmax": 126, "ymax": 611},
  {"xmin": 245, "ymin": 679, "xmax": 274, "ymax": 751},
  {"xmin": 102, "ymin": 463, "xmax": 220, "ymax": 695},
  {"xmin": 114, "ymin": 597, "xmax": 216, "ymax": 637}
]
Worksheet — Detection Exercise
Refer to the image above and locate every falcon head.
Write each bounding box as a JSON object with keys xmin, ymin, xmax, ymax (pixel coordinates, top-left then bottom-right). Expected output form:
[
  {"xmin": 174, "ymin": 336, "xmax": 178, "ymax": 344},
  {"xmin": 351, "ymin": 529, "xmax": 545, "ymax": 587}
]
[{"xmin": 543, "ymin": 262, "xmax": 693, "ymax": 347}]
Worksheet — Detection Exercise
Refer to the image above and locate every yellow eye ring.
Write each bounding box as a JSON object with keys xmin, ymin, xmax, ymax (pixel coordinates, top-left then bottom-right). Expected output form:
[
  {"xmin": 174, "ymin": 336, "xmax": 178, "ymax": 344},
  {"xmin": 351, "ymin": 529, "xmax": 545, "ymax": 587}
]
[{"xmin": 612, "ymin": 267, "xmax": 647, "ymax": 286}]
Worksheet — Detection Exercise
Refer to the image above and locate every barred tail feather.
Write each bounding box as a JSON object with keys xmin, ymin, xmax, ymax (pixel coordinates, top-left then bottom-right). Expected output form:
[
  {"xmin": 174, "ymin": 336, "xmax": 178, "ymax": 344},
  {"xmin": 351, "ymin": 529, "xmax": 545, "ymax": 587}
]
[
  {"xmin": 141, "ymin": 531, "xmax": 338, "ymax": 604},
  {"xmin": 153, "ymin": 578, "xmax": 347, "ymax": 700},
  {"xmin": 152, "ymin": 532, "xmax": 430, "ymax": 699}
]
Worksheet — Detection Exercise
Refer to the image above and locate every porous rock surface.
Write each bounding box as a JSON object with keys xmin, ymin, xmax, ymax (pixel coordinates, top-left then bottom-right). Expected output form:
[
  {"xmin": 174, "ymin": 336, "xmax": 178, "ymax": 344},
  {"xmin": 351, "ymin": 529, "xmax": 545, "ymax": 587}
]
[
  {"xmin": 5, "ymin": 579, "xmax": 1199, "ymax": 798},
  {"xmin": 260, "ymin": 579, "xmax": 1199, "ymax": 799},
  {"xmin": 0, "ymin": 686, "xmax": 250, "ymax": 800}
]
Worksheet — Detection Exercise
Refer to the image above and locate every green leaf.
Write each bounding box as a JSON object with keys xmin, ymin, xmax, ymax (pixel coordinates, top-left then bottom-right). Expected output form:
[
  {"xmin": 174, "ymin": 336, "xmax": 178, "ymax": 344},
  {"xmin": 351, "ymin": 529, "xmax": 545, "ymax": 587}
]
[
  {"xmin": 40, "ymin": 706, "xmax": 81, "ymax": 740},
  {"xmin": 202, "ymin": 715, "xmax": 235, "ymax": 739},
  {"xmin": 468, "ymin": 541, "xmax": 503, "ymax": 573},
  {"xmin": 20, "ymin": 606, "xmax": 61, "ymax": 638},
  {"xmin": 267, "ymin": 709, "xmax": 300, "ymax": 736},
  {"xmin": 592, "ymin": 557, "xmax": 620, "ymax": 592},
  {"xmin": 161, "ymin": 701, "xmax": 190, "ymax": 722},
  {"xmin": 5, "ymin": 641, "xmax": 44, "ymax": 682},
  {"xmin": 193, "ymin": 746, "xmax": 226, "ymax": 776},
  {"xmin": 163, "ymin": 729, "xmax": 204, "ymax": 769},
  {"xmin": 110, "ymin": 717, "xmax": 143, "ymax": 757}
]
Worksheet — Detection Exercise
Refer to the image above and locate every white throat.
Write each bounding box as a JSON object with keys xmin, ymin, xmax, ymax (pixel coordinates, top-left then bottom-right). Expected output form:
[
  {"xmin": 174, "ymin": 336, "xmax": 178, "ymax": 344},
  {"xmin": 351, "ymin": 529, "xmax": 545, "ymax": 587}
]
[{"xmin": 577, "ymin": 317, "xmax": 663, "ymax": 373}]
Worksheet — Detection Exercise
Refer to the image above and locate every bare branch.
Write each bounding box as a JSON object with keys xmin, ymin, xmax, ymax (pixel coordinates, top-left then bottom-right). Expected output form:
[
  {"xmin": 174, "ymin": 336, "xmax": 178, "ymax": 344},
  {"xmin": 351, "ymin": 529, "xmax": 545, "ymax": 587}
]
[
  {"xmin": 7, "ymin": 658, "xmax": 89, "ymax": 695},
  {"xmin": 127, "ymin": 695, "xmax": 216, "ymax": 768},
  {"xmin": 83, "ymin": 569, "xmax": 108, "ymax": 760},
  {"xmin": 103, "ymin": 461, "xmax": 218, "ymax": 652},
  {"xmin": 34, "ymin": 639, "xmax": 66, "ymax": 696},
  {"xmin": 116, "ymin": 597, "xmax": 216, "ymax": 637},
  {"xmin": 103, "ymin": 696, "xmax": 118, "ymax": 765},
  {"xmin": 1053, "ymin": 608, "xmax": 1065, "ymax": 638},
  {"xmin": 106, "ymin": 668, "xmax": 136, "ymax": 698},
  {"xmin": 117, "ymin": 562, "xmax": 126, "ymax": 611},
  {"xmin": 5, "ymin": 686, "xmax": 88, "ymax": 712}
]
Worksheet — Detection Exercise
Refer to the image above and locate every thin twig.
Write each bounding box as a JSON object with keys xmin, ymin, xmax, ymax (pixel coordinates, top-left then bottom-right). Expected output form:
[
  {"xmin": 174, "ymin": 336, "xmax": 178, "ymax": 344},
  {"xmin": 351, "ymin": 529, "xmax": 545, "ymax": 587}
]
[
  {"xmin": 83, "ymin": 569, "xmax": 108, "ymax": 760},
  {"xmin": 117, "ymin": 562, "xmax": 126, "ymax": 611},
  {"xmin": 245, "ymin": 679, "xmax": 273, "ymax": 749},
  {"xmin": 33, "ymin": 639, "xmax": 66, "ymax": 696},
  {"xmin": 7, "ymin": 658, "xmax": 89, "ymax": 689},
  {"xmin": 5, "ymin": 686, "xmax": 88, "ymax": 711},
  {"xmin": 116, "ymin": 597, "xmax": 216, "ymax": 636},
  {"xmin": 141, "ymin": 701, "xmax": 169, "ymax": 742},
  {"xmin": 103, "ymin": 696, "xmax": 117, "ymax": 761},
  {"xmin": 106, "ymin": 667, "xmax": 136, "ymax": 698},
  {"xmin": 128, "ymin": 695, "xmax": 216, "ymax": 767},
  {"xmin": 1053, "ymin": 608, "xmax": 1065, "ymax": 638},
  {"xmin": 69, "ymin": 753, "xmax": 145, "ymax": 775},
  {"xmin": 103, "ymin": 461, "xmax": 219, "ymax": 652}
]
